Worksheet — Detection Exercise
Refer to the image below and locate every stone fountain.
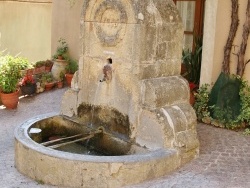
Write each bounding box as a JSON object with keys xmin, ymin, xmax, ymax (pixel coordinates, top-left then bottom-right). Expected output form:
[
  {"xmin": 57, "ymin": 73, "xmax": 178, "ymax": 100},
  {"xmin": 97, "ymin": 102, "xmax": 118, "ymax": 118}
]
[{"xmin": 15, "ymin": 0, "xmax": 199, "ymax": 187}]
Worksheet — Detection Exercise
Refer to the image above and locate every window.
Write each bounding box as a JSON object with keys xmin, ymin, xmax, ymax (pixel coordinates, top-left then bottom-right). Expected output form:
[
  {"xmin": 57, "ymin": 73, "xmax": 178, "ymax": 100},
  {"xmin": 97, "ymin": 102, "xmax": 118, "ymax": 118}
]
[{"xmin": 173, "ymin": 0, "xmax": 205, "ymax": 50}]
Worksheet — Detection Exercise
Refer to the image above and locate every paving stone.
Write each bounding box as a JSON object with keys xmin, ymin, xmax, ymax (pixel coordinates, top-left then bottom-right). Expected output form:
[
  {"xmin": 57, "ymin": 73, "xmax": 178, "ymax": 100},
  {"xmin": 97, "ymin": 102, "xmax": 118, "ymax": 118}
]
[{"xmin": 1, "ymin": 88, "xmax": 250, "ymax": 188}]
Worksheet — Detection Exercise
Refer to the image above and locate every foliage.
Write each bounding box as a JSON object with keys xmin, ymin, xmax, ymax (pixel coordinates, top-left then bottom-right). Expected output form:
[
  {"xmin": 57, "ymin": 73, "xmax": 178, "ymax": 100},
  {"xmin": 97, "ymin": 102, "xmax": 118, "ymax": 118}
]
[
  {"xmin": 59, "ymin": 71, "xmax": 65, "ymax": 81},
  {"xmin": 52, "ymin": 38, "xmax": 68, "ymax": 60},
  {"xmin": 235, "ymin": 78, "xmax": 250, "ymax": 125},
  {"xmin": 0, "ymin": 54, "xmax": 31, "ymax": 93},
  {"xmin": 194, "ymin": 78, "xmax": 250, "ymax": 130},
  {"xmin": 16, "ymin": 56, "xmax": 32, "ymax": 70},
  {"xmin": 35, "ymin": 61, "xmax": 45, "ymax": 68},
  {"xmin": 65, "ymin": 59, "xmax": 78, "ymax": 74},
  {"xmin": 41, "ymin": 72, "xmax": 54, "ymax": 83},
  {"xmin": 243, "ymin": 128, "xmax": 250, "ymax": 135},
  {"xmin": 45, "ymin": 60, "xmax": 53, "ymax": 67},
  {"xmin": 193, "ymin": 84, "xmax": 212, "ymax": 123},
  {"xmin": 182, "ymin": 36, "xmax": 202, "ymax": 85}
]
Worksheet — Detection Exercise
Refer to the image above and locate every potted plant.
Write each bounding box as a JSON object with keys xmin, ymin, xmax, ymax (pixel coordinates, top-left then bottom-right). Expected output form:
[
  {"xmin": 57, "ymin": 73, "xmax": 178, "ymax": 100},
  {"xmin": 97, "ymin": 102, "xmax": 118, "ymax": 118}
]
[
  {"xmin": 41, "ymin": 73, "xmax": 55, "ymax": 91},
  {"xmin": 52, "ymin": 38, "xmax": 68, "ymax": 60},
  {"xmin": 34, "ymin": 61, "xmax": 45, "ymax": 74},
  {"xmin": 181, "ymin": 36, "xmax": 202, "ymax": 85},
  {"xmin": 189, "ymin": 82, "xmax": 198, "ymax": 106},
  {"xmin": 57, "ymin": 71, "xmax": 65, "ymax": 88},
  {"xmin": 19, "ymin": 74, "xmax": 36, "ymax": 96},
  {"xmin": 65, "ymin": 59, "xmax": 78, "ymax": 87},
  {"xmin": 51, "ymin": 38, "xmax": 69, "ymax": 80},
  {"xmin": 45, "ymin": 60, "xmax": 54, "ymax": 72},
  {"xmin": 0, "ymin": 55, "xmax": 30, "ymax": 109},
  {"xmin": 19, "ymin": 59, "xmax": 34, "ymax": 76}
]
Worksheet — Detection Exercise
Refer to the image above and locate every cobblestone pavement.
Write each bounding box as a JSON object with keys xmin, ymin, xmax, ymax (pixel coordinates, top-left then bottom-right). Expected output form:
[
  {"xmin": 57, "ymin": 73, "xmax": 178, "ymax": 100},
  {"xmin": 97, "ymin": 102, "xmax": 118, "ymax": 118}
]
[{"xmin": 1, "ymin": 88, "xmax": 250, "ymax": 188}]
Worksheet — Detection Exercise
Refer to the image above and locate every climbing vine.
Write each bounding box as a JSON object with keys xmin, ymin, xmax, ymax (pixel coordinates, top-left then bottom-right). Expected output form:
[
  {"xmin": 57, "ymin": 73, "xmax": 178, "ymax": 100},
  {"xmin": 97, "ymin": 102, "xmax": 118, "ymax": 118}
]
[
  {"xmin": 196, "ymin": 0, "xmax": 250, "ymax": 132},
  {"xmin": 236, "ymin": 0, "xmax": 250, "ymax": 77},
  {"xmin": 222, "ymin": 0, "xmax": 239, "ymax": 74}
]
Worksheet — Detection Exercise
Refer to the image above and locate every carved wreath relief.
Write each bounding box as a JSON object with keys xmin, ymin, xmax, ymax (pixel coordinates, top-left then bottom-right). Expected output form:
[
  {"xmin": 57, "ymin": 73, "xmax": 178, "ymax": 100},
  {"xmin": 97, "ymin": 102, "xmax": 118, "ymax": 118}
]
[{"xmin": 94, "ymin": 1, "xmax": 127, "ymax": 46}]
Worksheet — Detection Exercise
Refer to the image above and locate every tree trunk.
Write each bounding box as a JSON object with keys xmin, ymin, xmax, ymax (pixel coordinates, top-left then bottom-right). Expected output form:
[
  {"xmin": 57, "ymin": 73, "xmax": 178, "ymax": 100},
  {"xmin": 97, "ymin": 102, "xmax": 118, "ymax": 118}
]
[
  {"xmin": 222, "ymin": 0, "xmax": 239, "ymax": 74},
  {"xmin": 237, "ymin": 0, "xmax": 250, "ymax": 77}
]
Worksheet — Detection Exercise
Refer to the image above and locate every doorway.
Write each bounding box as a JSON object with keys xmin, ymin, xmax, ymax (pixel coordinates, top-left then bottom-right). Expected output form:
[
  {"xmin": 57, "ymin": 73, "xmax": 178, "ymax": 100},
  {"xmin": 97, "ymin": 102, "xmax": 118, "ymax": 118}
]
[{"xmin": 173, "ymin": 0, "xmax": 205, "ymax": 50}]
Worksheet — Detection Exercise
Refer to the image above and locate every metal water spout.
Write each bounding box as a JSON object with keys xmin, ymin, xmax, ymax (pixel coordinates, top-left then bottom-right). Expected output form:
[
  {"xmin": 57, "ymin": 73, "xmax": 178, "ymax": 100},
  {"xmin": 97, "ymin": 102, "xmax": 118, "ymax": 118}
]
[{"xmin": 100, "ymin": 57, "xmax": 112, "ymax": 83}]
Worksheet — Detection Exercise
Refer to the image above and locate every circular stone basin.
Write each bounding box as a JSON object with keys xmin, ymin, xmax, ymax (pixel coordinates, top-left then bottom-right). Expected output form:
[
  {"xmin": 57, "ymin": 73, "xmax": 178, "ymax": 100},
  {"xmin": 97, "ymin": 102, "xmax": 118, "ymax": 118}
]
[{"xmin": 15, "ymin": 113, "xmax": 179, "ymax": 188}]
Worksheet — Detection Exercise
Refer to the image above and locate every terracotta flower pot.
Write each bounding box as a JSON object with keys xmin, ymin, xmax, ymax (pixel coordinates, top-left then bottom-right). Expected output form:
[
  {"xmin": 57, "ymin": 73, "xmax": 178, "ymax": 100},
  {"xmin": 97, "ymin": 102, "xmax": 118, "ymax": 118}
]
[
  {"xmin": 57, "ymin": 56, "xmax": 63, "ymax": 60},
  {"xmin": 65, "ymin": 73, "xmax": 73, "ymax": 87},
  {"xmin": 57, "ymin": 81, "xmax": 63, "ymax": 88},
  {"xmin": 45, "ymin": 82, "xmax": 55, "ymax": 91},
  {"xmin": 0, "ymin": 89, "xmax": 20, "ymax": 109}
]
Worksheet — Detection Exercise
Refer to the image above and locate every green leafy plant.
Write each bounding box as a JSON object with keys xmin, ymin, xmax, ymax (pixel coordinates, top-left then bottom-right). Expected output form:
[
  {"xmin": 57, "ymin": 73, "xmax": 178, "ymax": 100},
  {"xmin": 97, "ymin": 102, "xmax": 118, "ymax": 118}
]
[
  {"xmin": 41, "ymin": 72, "xmax": 54, "ymax": 83},
  {"xmin": 65, "ymin": 59, "xmax": 78, "ymax": 74},
  {"xmin": 236, "ymin": 79, "xmax": 250, "ymax": 124},
  {"xmin": 59, "ymin": 71, "xmax": 65, "ymax": 81},
  {"xmin": 52, "ymin": 38, "xmax": 68, "ymax": 60},
  {"xmin": 35, "ymin": 61, "xmax": 45, "ymax": 68},
  {"xmin": 194, "ymin": 78, "xmax": 250, "ymax": 130},
  {"xmin": 182, "ymin": 36, "xmax": 202, "ymax": 85},
  {"xmin": 243, "ymin": 128, "xmax": 250, "ymax": 135},
  {"xmin": 194, "ymin": 84, "xmax": 212, "ymax": 123},
  {"xmin": 44, "ymin": 60, "xmax": 53, "ymax": 67},
  {"xmin": 0, "ymin": 55, "xmax": 31, "ymax": 93}
]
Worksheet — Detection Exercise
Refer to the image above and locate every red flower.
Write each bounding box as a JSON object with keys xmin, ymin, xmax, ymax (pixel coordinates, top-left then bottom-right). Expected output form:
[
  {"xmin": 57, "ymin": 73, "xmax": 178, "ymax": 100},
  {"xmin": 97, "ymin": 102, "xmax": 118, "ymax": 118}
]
[
  {"xmin": 189, "ymin": 82, "xmax": 197, "ymax": 92},
  {"xmin": 20, "ymin": 75, "xmax": 35, "ymax": 86}
]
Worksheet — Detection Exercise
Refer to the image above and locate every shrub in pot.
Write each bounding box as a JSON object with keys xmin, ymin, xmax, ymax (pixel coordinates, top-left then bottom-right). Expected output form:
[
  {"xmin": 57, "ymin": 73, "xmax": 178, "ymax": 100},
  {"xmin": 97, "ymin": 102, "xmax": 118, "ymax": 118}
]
[
  {"xmin": 51, "ymin": 38, "xmax": 69, "ymax": 80},
  {"xmin": 57, "ymin": 71, "xmax": 65, "ymax": 88},
  {"xmin": 65, "ymin": 59, "xmax": 78, "ymax": 87},
  {"xmin": 0, "ymin": 55, "xmax": 31, "ymax": 109},
  {"xmin": 41, "ymin": 73, "xmax": 55, "ymax": 91},
  {"xmin": 52, "ymin": 38, "xmax": 68, "ymax": 60},
  {"xmin": 34, "ymin": 61, "xmax": 45, "ymax": 74},
  {"xmin": 45, "ymin": 60, "xmax": 54, "ymax": 72}
]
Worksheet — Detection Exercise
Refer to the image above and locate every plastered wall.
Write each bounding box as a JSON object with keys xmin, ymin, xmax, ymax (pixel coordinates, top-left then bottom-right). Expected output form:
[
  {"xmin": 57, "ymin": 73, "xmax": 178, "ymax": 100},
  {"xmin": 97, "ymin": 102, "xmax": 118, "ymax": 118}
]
[
  {"xmin": 51, "ymin": 0, "xmax": 84, "ymax": 60},
  {"xmin": 0, "ymin": 0, "xmax": 52, "ymax": 62},
  {"xmin": 201, "ymin": 0, "xmax": 250, "ymax": 86},
  {"xmin": 2, "ymin": 0, "xmax": 249, "ymax": 86}
]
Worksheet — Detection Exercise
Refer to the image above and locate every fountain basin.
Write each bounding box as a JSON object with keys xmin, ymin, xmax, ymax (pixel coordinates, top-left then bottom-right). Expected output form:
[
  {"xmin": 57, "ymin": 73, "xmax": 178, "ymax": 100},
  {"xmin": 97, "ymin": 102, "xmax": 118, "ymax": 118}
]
[{"xmin": 15, "ymin": 113, "xmax": 179, "ymax": 188}]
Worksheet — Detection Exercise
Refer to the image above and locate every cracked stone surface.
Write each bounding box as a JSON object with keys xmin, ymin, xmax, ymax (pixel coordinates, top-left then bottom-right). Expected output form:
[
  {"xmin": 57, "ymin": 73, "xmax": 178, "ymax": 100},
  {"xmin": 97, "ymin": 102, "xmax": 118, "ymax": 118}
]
[{"xmin": 1, "ymin": 88, "xmax": 250, "ymax": 188}]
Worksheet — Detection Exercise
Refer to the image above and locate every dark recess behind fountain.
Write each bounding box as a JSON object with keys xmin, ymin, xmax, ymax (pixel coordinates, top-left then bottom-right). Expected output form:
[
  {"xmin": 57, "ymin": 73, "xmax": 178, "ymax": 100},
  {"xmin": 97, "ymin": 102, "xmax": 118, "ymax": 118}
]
[{"xmin": 77, "ymin": 103, "xmax": 131, "ymax": 138}]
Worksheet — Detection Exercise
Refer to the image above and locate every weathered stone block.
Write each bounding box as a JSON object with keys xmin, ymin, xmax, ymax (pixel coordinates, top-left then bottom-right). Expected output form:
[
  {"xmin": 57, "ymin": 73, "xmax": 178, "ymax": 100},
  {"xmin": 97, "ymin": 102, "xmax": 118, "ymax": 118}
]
[
  {"xmin": 137, "ymin": 110, "xmax": 169, "ymax": 149},
  {"xmin": 60, "ymin": 89, "xmax": 78, "ymax": 117},
  {"xmin": 176, "ymin": 130, "xmax": 200, "ymax": 151},
  {"xmin": 141, "ymin": 76, "xmax": 189, "ymax": 108}
]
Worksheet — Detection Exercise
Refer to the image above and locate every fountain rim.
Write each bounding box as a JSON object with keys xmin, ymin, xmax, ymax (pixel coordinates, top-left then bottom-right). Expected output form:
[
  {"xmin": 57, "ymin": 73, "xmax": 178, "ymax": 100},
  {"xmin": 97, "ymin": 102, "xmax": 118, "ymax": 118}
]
[{"xmin": 14, "ymin": 113, "xmax": 176, "ymax": 163}]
